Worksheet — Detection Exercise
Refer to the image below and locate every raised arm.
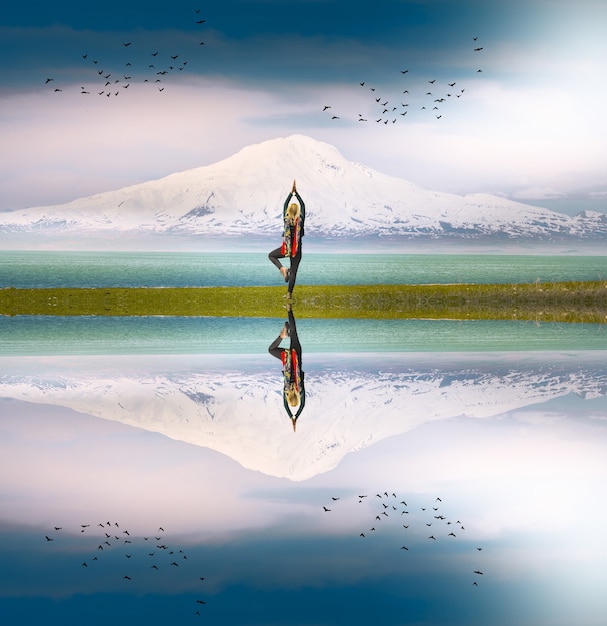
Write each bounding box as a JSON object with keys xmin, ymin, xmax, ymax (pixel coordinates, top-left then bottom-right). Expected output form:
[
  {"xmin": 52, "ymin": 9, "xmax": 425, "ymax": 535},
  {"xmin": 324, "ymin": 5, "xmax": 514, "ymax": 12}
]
[
  {"xmin": 283, "ymin": 193, "xmax": 291, "ymax": 217},
  {"xmin": 294, "ymin": 378, "xmax": 306, "ymax": 419},
  {"xmin": 294, "ymin": 191, "xmax": 305, "ymax": 221}
]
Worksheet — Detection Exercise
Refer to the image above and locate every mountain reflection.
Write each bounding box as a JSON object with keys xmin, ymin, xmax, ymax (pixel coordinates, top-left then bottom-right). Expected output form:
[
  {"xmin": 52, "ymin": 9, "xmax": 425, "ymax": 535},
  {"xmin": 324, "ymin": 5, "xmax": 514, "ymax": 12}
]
[
  {"xmin": 1, "ymin": 351, "xmax": 606, "ymax": 481},
  {"xmin": 268, "ymin": 305, "xmax": 306, "ymax": 431}
]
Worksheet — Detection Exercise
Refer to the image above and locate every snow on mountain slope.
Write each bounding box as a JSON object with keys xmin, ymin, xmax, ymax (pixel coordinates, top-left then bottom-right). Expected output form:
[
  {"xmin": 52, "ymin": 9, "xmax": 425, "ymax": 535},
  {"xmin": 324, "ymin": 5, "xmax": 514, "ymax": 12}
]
[
  {"xmin": 2, "ymin": 135, "xmax": 606, "ymax": 242},
  {"xmin": 2, "ymin": 359, "xmax": 606, "ymax": 480}
]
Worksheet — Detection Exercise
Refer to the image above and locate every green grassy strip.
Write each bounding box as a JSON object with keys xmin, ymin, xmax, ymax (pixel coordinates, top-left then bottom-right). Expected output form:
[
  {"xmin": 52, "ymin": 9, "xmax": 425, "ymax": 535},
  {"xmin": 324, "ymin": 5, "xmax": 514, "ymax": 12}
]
[{"xmin": 1, "ymin": 282, "xmax": 606, "ymax": 323}]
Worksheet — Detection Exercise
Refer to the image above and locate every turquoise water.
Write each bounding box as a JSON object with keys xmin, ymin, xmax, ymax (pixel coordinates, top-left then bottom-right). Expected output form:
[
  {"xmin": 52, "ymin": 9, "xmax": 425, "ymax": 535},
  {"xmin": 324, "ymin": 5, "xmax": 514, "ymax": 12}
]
[
  {"xmin": 2, "ymin": 251, "xmax": 605, "ymax": 357},
  {"xmin": 1, "ymin": 316, "xmax": 605, "ymax": 355},
  {"xmin": 1, "ymin": 251, "xmax": 606, "ymax": 288}
]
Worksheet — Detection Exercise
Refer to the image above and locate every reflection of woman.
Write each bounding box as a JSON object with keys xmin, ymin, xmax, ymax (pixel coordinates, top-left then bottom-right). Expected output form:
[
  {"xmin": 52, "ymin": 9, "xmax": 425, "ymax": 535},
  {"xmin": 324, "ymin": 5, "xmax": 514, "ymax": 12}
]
[
  {"xmin": 268, "ymin": 180, "xmax": 305, "ymax": 298},
  {"xmin": 268, "ymin": 305, "xmax": 305, "ymax": 431}
]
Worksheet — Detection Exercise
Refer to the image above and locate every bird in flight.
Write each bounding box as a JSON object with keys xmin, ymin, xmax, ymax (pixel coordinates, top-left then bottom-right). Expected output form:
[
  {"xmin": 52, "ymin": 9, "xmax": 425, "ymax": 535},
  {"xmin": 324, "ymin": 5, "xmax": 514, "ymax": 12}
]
[{"xmin": 323, "ymin": 506, "xmax": 331, "ymax": 512}]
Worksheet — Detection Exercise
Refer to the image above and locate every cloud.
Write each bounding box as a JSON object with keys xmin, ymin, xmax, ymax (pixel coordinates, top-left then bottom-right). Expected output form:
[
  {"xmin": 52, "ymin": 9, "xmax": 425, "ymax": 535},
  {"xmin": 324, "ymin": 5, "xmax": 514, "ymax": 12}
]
[
  {"xmin": 0, "ymin": 79, "xmax": 286, "ymax": 209},
  {"xmin": 2, "ymin": 2, "xmax": 607, "ymax": 209},
  {"xmin": 511, "ymin": 187, "xmax": 567, "ymax": 201}
]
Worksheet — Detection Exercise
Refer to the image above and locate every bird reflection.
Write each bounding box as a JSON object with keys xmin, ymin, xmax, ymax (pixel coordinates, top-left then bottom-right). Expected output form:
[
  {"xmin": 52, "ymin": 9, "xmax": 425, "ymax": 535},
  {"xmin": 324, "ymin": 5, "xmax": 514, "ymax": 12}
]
[
  {"xmin": 43, "ymin": 522, "xmax": 209, "ymax": 613},
  {"xmin": 268, "ymin": 304, "xmax": 306, "ymax": 431},
  {"xmin": 321, "ymin": 492, "xmax": 485, "ymax": 585}
]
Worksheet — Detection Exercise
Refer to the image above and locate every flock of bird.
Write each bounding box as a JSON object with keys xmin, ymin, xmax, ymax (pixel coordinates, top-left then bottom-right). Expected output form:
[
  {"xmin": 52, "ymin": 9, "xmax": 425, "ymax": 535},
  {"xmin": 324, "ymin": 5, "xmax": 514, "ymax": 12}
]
[
  {"xmin": 321, "ymin": 491, "xmax": 486, "ymax": 587},
  {"xmin": 43, "ymin": 9, "xmax": 208, "ymax": 97},
  {"xmin": 44, "ymin": 522, "xmax": 209, "ymax": 617},
  {"xmin": 42, "ymin": 12, "xmax": 483, "ymax": 125},
  {"xmin": 40, "ymin": 494, "xmax": 483, "ymax": 618},
  {"xmin": 322, "ymin": 37, "xmax": 485, "ymax": 125}
]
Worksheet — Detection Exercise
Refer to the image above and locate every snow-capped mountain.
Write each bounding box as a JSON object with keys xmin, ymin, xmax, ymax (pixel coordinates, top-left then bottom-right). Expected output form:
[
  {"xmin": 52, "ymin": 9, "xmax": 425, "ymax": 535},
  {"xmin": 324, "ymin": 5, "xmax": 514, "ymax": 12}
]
[
  {"xmin": 2, "ymin": 355, "xmax": 606, "ymax": 480},
  {"xmin": 2, "ymin": 134, "xmax": 606, "ymax": 245}
]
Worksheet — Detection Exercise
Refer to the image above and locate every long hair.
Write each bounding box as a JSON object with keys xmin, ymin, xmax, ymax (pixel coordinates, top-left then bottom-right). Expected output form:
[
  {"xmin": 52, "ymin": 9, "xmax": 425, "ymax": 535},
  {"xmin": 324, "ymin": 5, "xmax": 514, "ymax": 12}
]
[
  {"xmin": 286, "ymin": 203, "xmax": 300, "ymax": 224},
  {"xmin": 286, "ymin": 386, "xmax": 300, "ymax": 407}
]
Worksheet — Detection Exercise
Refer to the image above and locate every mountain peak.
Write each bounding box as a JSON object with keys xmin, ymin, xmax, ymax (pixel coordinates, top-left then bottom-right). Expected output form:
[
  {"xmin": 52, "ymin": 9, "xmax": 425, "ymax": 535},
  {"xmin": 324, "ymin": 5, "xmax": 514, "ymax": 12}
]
[
  {"xmin": 3, "ymin": 356, "xmax": 606, "ymax": 480},
  {"xmin": 1, "ymin": 134, "xmax": 606, "ymax": 247}
]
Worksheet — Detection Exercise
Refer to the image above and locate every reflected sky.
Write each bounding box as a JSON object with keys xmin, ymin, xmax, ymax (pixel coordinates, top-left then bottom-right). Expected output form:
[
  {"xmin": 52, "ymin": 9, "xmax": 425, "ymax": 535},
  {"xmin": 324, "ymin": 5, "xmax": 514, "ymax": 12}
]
[{"xmin": 1, "ymin": 320, "xmax": 607, "ymax": 624}]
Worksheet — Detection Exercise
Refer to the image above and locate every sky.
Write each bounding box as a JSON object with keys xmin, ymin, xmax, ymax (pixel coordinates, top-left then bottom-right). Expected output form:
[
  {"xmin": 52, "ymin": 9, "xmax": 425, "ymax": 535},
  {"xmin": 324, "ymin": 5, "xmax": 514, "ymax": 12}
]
[
  {"xmin": 1, "ymin": 349, "xmax": 607, "ymax": 625},
  {"xmin": 1, "ymin": 0, "xmax": 607, "ymax": 214}
]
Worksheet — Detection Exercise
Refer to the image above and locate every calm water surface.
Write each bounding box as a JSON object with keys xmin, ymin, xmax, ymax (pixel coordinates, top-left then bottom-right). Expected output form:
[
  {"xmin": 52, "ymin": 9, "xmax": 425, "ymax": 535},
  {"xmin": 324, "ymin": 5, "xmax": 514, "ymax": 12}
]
[
  {"xmin": 2, "ymin": 251, "xmax": 607, "ymax": 625},
  {"xmin": 1, "ymin": 315, "xmax": 605, "ymax": 355},
  {"xmin": 2, "ymin": 251, "xmax": 606, "ymax": 287}
]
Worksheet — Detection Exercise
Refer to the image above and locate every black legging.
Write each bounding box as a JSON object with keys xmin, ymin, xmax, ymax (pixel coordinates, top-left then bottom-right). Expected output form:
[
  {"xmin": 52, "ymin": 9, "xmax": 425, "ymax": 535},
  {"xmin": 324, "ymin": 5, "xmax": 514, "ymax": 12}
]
[
  {"xmin": 268, "ymin": 247, "xmax": 302, "ymax": 294},
  {"xmin": 268, "ymin": 308, "xmax": 302, "ymax": 361}
]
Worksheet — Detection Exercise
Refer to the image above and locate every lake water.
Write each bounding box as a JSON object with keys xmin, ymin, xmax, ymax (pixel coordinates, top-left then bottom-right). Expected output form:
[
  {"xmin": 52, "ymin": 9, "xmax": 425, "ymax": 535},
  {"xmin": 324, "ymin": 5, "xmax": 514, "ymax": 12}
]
[
  {"xmin": 2, "ymin": 250, "xmax": 605, "ymax": 356},
  {"xmin": 1, "ymin": 315, "xmax": 606, "ymax": 355},
  {"xmin": 2, "ymin": 250, "xmax": 606, "ymax": 287},
  {"xmin": 1, "ymin": 250, "xmax": 607, "ymax": 625}
]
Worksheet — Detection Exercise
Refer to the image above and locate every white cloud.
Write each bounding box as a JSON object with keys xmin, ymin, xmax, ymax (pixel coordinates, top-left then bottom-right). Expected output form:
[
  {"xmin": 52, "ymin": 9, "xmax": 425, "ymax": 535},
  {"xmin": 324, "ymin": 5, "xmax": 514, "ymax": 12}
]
[
  {"xmin": 2, "ymin": 65, "xmax": 607, "ymax": 210},
  {"xmin": 511, "ymin": 187, "xmax": 567, "ymax": 201}
]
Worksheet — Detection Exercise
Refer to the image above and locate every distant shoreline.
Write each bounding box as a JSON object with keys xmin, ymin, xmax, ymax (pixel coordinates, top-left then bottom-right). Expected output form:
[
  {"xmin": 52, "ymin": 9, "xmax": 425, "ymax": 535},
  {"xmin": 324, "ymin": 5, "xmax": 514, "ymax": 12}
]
[
  {"xmin": 2, "ymin": 282, "xmax": 606, "ymax": 323},
  {"xmin": 1, "ymin": 237, "xmax": 607, "ymax": 255}
]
